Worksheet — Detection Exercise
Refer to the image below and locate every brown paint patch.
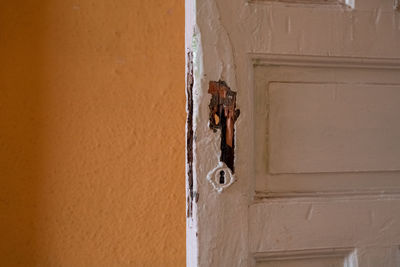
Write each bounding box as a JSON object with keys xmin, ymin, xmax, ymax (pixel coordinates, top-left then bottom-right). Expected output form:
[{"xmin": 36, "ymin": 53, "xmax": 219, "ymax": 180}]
[{"xmin": 208, "ymin": 80, "xmax": 240, "ymax": 172}]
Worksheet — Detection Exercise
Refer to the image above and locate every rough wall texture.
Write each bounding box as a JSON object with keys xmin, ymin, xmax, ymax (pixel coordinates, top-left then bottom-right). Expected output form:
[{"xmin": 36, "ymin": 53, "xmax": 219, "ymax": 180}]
[{"xmin": 0, "ymin": 0, "xmax": 185, "ymax": 266}]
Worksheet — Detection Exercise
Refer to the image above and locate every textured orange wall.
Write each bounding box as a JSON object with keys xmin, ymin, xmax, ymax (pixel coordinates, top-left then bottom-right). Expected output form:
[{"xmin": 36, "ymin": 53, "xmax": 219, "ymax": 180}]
[{"xmin": 0, "ymin": 1, "xmax": 185, "ymax": 266}]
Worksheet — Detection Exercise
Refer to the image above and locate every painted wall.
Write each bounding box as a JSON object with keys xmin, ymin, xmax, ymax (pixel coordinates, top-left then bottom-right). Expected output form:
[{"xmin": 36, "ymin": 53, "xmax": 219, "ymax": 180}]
[{"xmin": 0, "ymin": 0, "xmax": 185, "ymax": 266}]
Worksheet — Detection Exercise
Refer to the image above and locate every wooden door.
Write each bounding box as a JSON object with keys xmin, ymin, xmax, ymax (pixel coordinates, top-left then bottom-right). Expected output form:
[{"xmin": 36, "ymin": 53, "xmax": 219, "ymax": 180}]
[{"xmin": 186, "ymin": 0, "xmax": 400, "ymax": 266}]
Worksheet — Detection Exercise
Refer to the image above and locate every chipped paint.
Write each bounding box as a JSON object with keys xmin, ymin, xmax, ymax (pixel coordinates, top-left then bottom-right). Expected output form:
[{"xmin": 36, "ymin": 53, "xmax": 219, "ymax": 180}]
[
  {"xmin": 306, "ymin": 204, "xmax": 314, "ymax": 221},
  {"xmin": 186, "ymin": 51, "xmax": 197, "ymax": 218},
  {"xmin": 208, "ymin": 80, "xmax": 240, "ymax": 173}
]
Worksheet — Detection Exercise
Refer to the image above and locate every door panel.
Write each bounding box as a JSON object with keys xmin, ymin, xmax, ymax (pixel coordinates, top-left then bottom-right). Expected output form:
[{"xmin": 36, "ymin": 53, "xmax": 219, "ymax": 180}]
[
  {"xmin": 254, "ymin": 56, "xmax": 400, "ymax": 196},
  {"xmin": 269, "ymin": 83, "xmax": 400, "ymax": 174},
  {"xmin": 250, "ymin": 198, "xmax": 400, "ymax": 266}
]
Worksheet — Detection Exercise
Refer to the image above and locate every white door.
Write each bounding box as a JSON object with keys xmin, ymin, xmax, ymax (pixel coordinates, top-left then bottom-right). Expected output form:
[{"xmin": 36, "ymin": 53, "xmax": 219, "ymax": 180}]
[{"xmin": 186, "ymin": 0, "xmax": 400, "ymax": 266}]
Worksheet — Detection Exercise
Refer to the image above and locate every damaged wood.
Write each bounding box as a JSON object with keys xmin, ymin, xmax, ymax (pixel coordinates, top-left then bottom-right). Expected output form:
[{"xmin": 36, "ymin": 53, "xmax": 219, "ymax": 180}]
[
  {"xmin": 186, "ymin": 51, "xmax": 198, "ymax": 218},
  {"xmin": 208, "ymin": 80, "xmax": 240, "ymax": 172}
]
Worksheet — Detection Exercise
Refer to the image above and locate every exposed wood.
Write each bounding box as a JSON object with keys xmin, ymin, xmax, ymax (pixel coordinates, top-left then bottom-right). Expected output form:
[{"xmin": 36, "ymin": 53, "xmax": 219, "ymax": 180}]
[
  {"xmin": 186, "ymin": 51, "xmax": 199, "ymax": 218},
  {"xmin": 208, "ymin": 80, "xmax": 240, "ymax": 172}
]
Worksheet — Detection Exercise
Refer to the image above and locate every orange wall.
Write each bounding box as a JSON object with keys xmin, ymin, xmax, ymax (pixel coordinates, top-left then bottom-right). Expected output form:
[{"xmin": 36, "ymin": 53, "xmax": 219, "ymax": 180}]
[{"xmin": 0, "ymin": 1, "xmax": 185, "ymax": 266}]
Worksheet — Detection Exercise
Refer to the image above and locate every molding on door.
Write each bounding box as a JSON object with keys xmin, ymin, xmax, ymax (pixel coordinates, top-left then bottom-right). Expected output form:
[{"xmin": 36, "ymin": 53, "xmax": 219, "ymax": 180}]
[
  {"xmin": 252, "ymin": 247, "xmax": 357, "ymax": 267},
  {"xmin": 254, "ymin": 189, "xmax": 400, "ymax": 201},
  {"xmin": 250, "ymin": 53, "xmax": 400, "ymax": 69},
  {"xmin": 247, "ymin": 0, "xmax": 354, "ymax": 8}
]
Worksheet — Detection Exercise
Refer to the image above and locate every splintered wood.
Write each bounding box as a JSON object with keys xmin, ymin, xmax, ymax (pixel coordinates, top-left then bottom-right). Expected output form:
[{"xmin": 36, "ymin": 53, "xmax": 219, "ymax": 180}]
[{"xmin": 208, "ymin": 80, "xmax": 240, "ymax": 172}]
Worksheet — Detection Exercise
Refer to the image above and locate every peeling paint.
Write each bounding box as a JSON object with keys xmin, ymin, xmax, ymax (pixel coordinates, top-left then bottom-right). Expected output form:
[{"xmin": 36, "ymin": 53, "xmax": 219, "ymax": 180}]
[
  {"xmin": 186, "ymin": 51, "xmax": 198, "ymax": 218},
  {"xmin": 374, "ymin": 8, "xmax": 382, "ymax": 25},
  {"xmin": 306, "ymin": 205, "xmax": 313, "ymax": 220},
  {"xmin": 286, "ymin": 16, "xmax": 292, "ymax": 34},
  {"xmin": 208, "ymin": 80, "xmax": 240, "ymax": 173}
]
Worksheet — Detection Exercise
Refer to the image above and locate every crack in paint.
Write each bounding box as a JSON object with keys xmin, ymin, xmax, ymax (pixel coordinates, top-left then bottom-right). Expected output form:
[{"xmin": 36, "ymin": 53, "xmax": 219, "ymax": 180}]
[{"xmin": 186, "ymin": 51, "xmax": 198, "ymax": 218}]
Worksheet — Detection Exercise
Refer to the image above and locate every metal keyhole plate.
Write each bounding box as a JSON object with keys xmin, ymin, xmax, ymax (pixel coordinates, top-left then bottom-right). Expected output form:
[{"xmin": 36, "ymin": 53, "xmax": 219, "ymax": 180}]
[{"xmin": 207, "ymin": 162, "xmax": 235, "ymax": 193}]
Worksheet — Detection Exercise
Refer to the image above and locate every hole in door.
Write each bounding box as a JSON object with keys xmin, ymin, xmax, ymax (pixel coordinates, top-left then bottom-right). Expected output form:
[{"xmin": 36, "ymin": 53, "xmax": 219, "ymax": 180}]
[{"xmin": 219, "ymin": 170, "xmax": 225, "ymax": 184}]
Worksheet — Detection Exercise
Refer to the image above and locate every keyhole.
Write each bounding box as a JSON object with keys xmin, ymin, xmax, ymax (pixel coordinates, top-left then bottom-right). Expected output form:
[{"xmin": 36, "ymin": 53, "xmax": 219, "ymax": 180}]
[{"xmin": 219, "ymin": 170, "xmax": 225, "ymax": 184}]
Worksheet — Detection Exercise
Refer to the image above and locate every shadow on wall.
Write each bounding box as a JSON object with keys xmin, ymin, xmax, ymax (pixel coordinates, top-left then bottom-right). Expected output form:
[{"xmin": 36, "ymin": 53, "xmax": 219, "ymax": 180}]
[
  {"xmin": 0, "ymin": 1, "xmax": 46, "ymax": 265},
  {"xmin": 0, "ymin": 1, "xmax": 185, "ymax": 266}
]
